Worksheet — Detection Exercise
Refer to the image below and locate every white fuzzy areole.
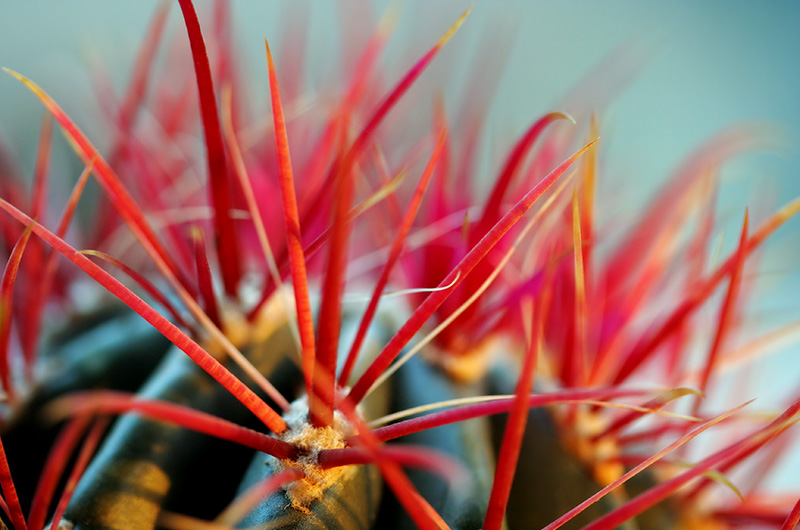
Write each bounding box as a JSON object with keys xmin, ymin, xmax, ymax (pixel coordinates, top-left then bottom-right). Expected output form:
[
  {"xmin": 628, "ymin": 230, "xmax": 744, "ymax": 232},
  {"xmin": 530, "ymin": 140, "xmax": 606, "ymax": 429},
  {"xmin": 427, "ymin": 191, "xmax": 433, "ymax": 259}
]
[{"xmin": 272, "ymin": 396, "xmax": 352, "ymax": 512}]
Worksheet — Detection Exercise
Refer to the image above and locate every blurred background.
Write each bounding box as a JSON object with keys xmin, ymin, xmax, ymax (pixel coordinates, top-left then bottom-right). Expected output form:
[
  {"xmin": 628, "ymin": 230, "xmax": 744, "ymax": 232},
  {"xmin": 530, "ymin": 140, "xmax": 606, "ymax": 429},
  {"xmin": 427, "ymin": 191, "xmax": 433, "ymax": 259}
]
[
  {"xmin": 1, "ymin": 0, "xmax": 799, "ymax": 490},
  {"xmin": 2, "ymin": 1, "xmax": 798, "ymax": 257},
  {"xmin": 2, "ymin": 2, "xmax": 799, "ymax": 196}
]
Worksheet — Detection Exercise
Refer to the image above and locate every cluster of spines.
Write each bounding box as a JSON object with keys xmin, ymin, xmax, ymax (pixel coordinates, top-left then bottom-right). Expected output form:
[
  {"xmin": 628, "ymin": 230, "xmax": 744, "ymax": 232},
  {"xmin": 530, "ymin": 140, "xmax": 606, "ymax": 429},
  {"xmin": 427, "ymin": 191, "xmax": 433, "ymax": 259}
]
[{"xmin": 0, "ymin": 2, "xmax": 798, "ymax": 530}]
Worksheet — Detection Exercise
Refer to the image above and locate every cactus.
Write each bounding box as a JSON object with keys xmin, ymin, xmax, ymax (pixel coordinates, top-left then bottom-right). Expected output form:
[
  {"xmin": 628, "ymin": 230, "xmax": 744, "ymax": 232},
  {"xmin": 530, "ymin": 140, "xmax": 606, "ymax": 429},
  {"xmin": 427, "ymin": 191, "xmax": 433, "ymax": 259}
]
[{"xmin": 0, "ymin": 2, "xmax": 799, "ymax": 530}]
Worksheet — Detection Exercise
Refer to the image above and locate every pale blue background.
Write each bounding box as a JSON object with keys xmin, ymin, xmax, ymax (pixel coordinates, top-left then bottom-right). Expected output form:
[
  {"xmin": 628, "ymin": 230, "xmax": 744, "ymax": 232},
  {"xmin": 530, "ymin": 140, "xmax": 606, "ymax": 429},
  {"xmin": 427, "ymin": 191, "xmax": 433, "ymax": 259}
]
[
  {"xmin": 1, "ymin": 2, "xmax": 798, "ymax": 248},
  {"xmin": 1, "ymin": 2, "xmax": 799, "ymax": 202}
]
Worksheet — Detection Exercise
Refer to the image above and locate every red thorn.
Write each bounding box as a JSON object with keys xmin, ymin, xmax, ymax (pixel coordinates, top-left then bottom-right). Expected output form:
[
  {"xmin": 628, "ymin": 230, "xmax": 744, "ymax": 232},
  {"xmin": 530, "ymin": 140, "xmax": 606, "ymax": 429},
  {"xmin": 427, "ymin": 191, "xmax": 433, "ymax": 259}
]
[
  {"xmin": 49, "ymin": 418, "xmax": 110, "ymax": 530},
  {"xmin": 335, "ymin": 392, "xmax": 452, "ymax": 530},
  {"xmin": 49, "ymin": 391, "xmax": 297, "ymax": 460},
  {"xmin": 0, "ymin": 427, "xmax": 27, "ymax": 530},
  {"xmin": 31, "ymin": 112, "xmax": 53, "ymax": 220},
  {"xmin": 176, "ymin": 0, "xmax": 242, "ymax": 297},
  {"xmin": 483, "ymin": 283, "xmax": 546, "ymax": 530},
  {"xmin": 0, "ymin": 198, "xmax": 288, "ymax": 434},
  {"xmin": 780, "ymin": 495, "xmax": 800, "ymax": 530},
  {"xmin": 0, "ymin": 227, "xmax": 33, "ymax": 402},
  {"xmin": 3, "ymin": 68, "xmax": 196, "ymax": 296},
  {"xmin": 349, "ymin": 139, "xmax": 597, "ymax": 404},
  {"xmin": 18, "ymin": 112, "xmax": 54, "ymax": 378},
  {"xmin": 339, "ymin": 127, "xmax": 447, "ymax": 387},
  {"xmin": 191, "ymin": 227, "xmax": 223, "ymax": 329},
  {"xmin": 370, "ymin": 388, "xmax": 649, "ymax": 444},
  {"xmin": 22, "ymin": 160, "xmax": 94, "ymax": 384},
  {"xmin": 27, "ymin": 416, "xmax": 91, "ymax": 530},
  {"xmin": 579, "ymin": 398, "xmax": 800, "ymax": 530},
  {"xmin": 694, "ymin": 210, "xmax": 749, "ymax": 414},
  {"xmin": 612, "ymin": 199, "xmax": 800, "ymax": 384},
  {"xmin": 107, "ymin": 0, "xmax": 171, "ymax": 168},
  {"xmin": 310, "ymin": 154, "xmax": 355, "ymax": 427},
  {"xmin": 265, "ymin": 37, "xmax": 317, "ymax": 402},
  {"xmin": 480, "ymin": 112, "xmax": 574, "ymax": 227}
]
